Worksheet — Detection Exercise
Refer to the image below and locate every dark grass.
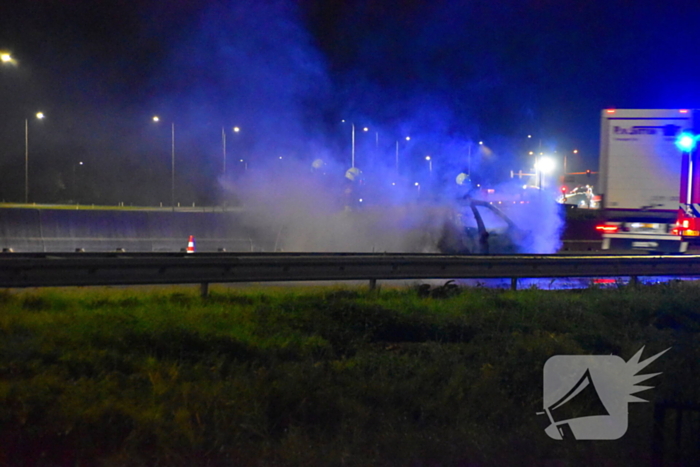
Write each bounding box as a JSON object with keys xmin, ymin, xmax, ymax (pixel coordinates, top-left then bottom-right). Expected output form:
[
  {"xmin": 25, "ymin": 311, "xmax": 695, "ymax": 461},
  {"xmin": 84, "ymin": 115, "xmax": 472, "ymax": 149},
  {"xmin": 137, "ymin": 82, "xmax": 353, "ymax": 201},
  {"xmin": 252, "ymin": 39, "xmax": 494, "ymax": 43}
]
[{"xmin": 1, "ymin": 281, "xmax": 699, "ymax": 466}]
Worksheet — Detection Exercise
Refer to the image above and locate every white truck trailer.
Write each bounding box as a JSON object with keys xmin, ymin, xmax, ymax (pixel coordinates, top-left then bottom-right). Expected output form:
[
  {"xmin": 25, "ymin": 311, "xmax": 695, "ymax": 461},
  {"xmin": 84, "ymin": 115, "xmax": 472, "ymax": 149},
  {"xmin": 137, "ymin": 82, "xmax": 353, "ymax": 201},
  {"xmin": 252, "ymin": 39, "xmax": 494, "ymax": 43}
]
[{"xmin": 597, "ymin": 108, "xmax": 698, "ymax": 253}]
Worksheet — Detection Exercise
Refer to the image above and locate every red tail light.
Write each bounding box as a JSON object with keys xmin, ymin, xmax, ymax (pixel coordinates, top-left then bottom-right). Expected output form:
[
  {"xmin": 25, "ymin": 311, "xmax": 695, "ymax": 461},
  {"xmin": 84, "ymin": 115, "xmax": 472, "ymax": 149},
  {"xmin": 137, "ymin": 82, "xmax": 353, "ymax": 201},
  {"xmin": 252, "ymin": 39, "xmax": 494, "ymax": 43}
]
[
  {"xmin": 593, "ymin": 278, "xmax": 617, "ymax": 284},
  {"xmin": 596, "ymin": 225, "xmax": 619, "ymax": 233}
]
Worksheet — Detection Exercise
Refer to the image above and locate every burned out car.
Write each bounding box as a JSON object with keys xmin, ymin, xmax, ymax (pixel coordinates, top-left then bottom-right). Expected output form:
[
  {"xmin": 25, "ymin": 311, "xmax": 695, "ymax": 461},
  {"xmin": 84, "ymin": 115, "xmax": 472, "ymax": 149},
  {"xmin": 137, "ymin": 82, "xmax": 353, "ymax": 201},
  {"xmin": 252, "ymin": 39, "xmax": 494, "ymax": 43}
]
[{"xmin": 436, "ymin": 197, "xmax": 531, "ymax": 254}]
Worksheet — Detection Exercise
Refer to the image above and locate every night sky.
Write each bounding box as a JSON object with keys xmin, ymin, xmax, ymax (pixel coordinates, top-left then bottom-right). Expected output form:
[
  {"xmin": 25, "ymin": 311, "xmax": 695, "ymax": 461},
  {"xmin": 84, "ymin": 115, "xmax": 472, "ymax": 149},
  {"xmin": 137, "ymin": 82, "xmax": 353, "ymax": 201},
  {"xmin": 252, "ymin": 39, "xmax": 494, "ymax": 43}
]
[{"xmin": 2, "ymin": 0, "xmax": 700, "ymax": 205}]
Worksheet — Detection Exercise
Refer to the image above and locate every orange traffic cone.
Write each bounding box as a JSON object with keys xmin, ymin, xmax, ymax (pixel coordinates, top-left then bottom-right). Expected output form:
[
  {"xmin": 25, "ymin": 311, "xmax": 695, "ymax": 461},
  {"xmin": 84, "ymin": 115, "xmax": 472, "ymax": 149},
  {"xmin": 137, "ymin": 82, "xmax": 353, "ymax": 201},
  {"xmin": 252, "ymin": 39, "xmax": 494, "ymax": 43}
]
[{"xmin": 186, "ymin": 235, "xmax": 195, "ymax": 253}]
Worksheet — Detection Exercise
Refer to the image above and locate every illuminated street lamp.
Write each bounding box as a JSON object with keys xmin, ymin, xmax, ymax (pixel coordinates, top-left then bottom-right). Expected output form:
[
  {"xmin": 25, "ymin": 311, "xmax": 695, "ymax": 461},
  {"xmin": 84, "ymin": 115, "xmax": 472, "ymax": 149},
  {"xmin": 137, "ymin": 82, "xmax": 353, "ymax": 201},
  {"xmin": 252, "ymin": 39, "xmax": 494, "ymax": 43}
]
[
  {"xmin": 25, "ymin": 112, "xmax": 45, "ymax": 203},
  {"xmin": 362, "ymin": 127, "xmax": 370, "ymax": 167},
  {"xmin": 564, "ymin": 149, "xmax": 578, "ymax": 175},
  {"xmin": 467, "ymin": 141, "xmax": 485, "ymax": 176},
  {"xmin": 72, "ymin": 161, "xmax": 84, "ymax": 202},
  {"xmin": 341, "ymin": 120, "xmax": 356, "ymax": 168},
  {"xmin": 362, "ymin": 126, "xmax": 380, "ymax": 167},
  {"xmin": 395, "ymin": 136, "xmax": 410, "ymax": 171},
  {"xmin": 425, "ymin": 155, "xmax": 432, "ymax": 173},
  {"xmin": 1, "ymin": 52, "xmax": 16, "ymax": 65},
  {"xmin": 341, "ymin": 121, "xmax": 375, "ymax": 169},
  {"xmin": 222, "ymin": 126, "xmax": 241, "ymax": 174},
  {"xmin": 363, "ymin": 126, "xmax": 376, "ymax": 146},
  {"xmin": 153, "ymin": 116, "xmax": 175, "ymax": 211},
  {"xmin": 535, "ymin": 156, "xmax": 556, "ymax": 173},
  {"xmin": 534, "ymin": 156, "xmax": 556, "ymax": 189},
  {"xmin": 222, "ymin": 128, "xmax": 226, "ymax": 174}
]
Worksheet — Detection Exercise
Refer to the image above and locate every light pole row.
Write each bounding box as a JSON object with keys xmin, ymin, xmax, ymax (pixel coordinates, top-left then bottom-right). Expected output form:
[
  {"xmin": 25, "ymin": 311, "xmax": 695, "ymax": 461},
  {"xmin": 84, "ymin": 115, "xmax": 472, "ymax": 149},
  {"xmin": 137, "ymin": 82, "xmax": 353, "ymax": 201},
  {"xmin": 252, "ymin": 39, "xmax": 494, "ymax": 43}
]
[
  {"xmin": 154, "ymin": 116, "xmax": 242, "ymax": 210},
  {"xmin": 6, "ymin": 54, "xmax": 251, "ymax": 207},
  {"xmin": 340, "ymin": 124, "xmax": 488, "ymax": 177},
  {"xmin": 343, "ymin": 120, "xmax": 412, "ymax": 170},
  {"xmin": 341, "ymin": 124, "xmax": 491, "ymax": 178}
]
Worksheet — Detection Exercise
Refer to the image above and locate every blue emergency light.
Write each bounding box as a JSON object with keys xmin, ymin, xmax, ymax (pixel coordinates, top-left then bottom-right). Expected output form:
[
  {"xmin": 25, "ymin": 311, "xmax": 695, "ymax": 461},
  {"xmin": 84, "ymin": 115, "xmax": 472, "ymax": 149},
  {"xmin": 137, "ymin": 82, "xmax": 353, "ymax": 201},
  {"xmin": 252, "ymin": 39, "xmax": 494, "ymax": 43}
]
[{"xmin": 676, "ymin": 132, "xmax": 697, "ymax": 152}]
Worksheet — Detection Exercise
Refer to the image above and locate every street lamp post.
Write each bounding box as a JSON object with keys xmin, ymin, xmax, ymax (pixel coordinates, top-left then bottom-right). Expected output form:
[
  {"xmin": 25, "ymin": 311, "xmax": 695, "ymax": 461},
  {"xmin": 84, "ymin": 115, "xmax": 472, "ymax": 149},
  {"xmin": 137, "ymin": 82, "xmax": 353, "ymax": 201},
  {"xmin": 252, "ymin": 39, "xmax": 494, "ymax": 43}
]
[
  {"xmin": 426, "ymin": 155, "xmax": 432, "ymax": 173},
  {"xmin": 25, "ymin": 112, "xmax": 45, "ymax": 203},
  {"xmin": 171, "ymin": 122, "xmax": 175, "ymax": 211},
  {"xmin": 471, "ymin": 141, "xmax": 484, "ymax": 176},
  {"xmin": 25, "ymin": 119, "xmax": 28, "ymax": 203},
  {"xmin": 72, "ymin": 161, "xmax": 83, "ymax": 202},
  {"xmin": 395, "ymin": 141, "xmax": 399, "ymax": 170},
  {"xmin": 351, "ymin": 123, "xmax": 355, "ymax": 168},
  {"xmin": 222, "ymin": 127, "xmax": 226, "ymax": 174},
  {"xmin": 152, "ymin": 116, "xmax": 175, "ymax": 211},
  {"xmin": 222, "ymin": 126, "xmax": 241, "ymax": 174},
  {"xmin": 395, "ymin": 136, "xmax": 410, "ymax": 171},
  {"xmin": 359, "ymin": 127, "xmax": 375, "ymax": 169},
  {"xmin": 341, "ymin": 121, "xmax": 356, "ymax": 168},
  {"xmin": 534, "ymin": 156, "xmax": 555, "ymax": 189},
  {"xmin": 341, "ymin": 121, "xmax": 375, "ymax": 169}
]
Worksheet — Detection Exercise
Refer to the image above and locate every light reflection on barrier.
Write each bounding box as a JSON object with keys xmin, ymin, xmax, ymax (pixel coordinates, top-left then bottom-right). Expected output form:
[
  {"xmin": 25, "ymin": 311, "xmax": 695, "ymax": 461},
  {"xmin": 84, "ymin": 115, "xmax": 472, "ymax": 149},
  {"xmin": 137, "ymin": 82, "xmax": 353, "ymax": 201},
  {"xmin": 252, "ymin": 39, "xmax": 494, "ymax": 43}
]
[{"xmin": 456, "ymin": 275, "xmax": 700, "ymax": 290}]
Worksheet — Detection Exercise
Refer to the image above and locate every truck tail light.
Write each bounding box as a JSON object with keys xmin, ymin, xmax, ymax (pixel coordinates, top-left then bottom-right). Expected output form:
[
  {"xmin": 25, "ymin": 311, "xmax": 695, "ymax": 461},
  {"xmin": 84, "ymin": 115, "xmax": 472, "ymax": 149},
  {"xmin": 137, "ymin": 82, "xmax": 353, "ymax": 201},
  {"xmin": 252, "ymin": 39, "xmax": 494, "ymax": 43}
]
[
  {"xmin": 672, "ymin": 217, "xmax": 700, "ymax": 236},
  {"xmin": 596, "ymin": 224, "xmax": 619, "ymax": 233}
]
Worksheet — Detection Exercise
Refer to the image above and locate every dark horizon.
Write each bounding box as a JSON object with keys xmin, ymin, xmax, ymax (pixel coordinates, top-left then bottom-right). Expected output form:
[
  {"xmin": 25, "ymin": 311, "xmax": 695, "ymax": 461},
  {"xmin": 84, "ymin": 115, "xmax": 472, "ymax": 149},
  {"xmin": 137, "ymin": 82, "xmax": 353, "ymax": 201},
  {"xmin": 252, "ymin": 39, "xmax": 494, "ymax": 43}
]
[{"xmin": 1, "ymin": 0, "xmax": 699, "ymax": 205}]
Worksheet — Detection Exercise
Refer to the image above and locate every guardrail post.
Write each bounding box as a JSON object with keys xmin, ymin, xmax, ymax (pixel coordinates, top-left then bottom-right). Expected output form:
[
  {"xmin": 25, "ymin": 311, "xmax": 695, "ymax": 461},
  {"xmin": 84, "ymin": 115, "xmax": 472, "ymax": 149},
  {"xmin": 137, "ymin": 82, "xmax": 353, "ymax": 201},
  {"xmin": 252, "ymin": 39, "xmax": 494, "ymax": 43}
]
[
  {"xmin": 630, "ymin": 275, "xmax": 639, "ymax": 288},
  {"xmin": 200, "ymin": 282, "xmax": 209, "ymax": 298},
  {"xmin": 369, "ymin": 278, "xmax": 377, "ymax": 291},
  {"xmin": 511, "ymin": 278, "xmax": 517, "ymax": 291}
]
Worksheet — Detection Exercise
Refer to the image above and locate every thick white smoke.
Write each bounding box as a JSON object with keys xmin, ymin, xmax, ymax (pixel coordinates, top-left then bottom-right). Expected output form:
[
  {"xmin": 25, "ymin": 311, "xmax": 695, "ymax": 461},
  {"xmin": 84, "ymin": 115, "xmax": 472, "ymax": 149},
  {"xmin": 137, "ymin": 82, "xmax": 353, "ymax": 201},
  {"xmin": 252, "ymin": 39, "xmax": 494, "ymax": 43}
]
[
  {"xmin": 223, "ymin": 158, "xmax": 564, "ymax": 254},
  {"xmin": 223, "ymin": 158, "xmax": 454, "ymax": 253},
  {"xmin": 192, "ymin": 1, "xmax": 567, "ymax": 254}
]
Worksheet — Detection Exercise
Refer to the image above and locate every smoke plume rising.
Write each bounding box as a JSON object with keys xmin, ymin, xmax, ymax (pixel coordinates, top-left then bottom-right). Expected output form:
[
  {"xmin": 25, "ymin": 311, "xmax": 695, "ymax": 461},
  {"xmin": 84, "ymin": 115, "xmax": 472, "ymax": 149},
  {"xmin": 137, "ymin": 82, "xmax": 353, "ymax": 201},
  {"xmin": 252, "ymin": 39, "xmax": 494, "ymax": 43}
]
[{"xmin": 163, "ymin": 0, "xmax": 565, "ymax": 254}]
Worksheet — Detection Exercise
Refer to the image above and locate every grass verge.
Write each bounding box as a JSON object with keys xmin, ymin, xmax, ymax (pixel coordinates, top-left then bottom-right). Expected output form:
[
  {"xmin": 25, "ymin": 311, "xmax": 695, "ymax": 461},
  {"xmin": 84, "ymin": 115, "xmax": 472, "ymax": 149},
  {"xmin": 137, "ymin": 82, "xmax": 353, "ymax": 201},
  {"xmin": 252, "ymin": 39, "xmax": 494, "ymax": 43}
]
[{"xmin": 0, "ymin": 282, "xmax": 698, "ymax": 466}]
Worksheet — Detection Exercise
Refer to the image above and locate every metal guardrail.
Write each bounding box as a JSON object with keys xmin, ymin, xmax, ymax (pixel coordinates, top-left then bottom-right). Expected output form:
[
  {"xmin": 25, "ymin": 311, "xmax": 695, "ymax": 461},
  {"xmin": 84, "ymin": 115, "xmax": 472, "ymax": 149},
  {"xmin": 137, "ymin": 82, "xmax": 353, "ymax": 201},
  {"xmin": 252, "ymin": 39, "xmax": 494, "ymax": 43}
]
[{"xmin": 1, "ymin": 252, "xmax": 700, "ymax": 295}]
